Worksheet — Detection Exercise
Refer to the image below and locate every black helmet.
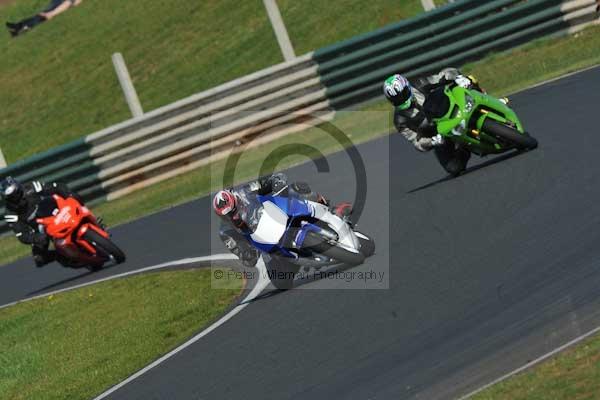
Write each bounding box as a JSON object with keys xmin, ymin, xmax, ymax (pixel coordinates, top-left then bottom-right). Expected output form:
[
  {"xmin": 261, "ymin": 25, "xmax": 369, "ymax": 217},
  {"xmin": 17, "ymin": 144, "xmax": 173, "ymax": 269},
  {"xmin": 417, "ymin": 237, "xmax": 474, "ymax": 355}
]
[
  {"xmin": 0, "ymin": 176, "xmax": 24, "ymax": 204},
  {"xmin": 383, "ymin": 74, "xmax": 414, "ymax": 109}
]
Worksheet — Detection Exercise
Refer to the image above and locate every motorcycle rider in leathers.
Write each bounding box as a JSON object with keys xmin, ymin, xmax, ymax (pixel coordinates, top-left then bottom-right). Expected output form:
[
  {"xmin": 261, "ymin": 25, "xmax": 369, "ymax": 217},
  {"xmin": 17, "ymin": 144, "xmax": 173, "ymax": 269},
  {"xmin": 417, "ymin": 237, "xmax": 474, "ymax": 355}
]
[
  {"xmin": 384, "ymin": 67, "xmax": 488, "ymax": 176},
  {"xmin": 213, "ymin": 173, "xmax": 352, "ymax": 268},
  {"xmin": 1, "ymin": 176, "xmax": 82, "ymax": 267}
]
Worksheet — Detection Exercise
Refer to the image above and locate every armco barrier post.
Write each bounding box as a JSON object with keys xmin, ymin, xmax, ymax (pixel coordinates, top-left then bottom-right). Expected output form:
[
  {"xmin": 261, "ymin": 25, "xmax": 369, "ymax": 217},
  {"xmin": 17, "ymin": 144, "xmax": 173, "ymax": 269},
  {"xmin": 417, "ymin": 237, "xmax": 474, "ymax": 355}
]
[
  {"xmin": 421, "ymin": 0, "xmax": 436, "ymax": 11},
  {"xmin": 0, "ymin": 147, "xmax": 6, "ymax": 168},
  {"xmin": 263, "ymin": 0, "xmax": 296, "ymax": 61},
  {"xmin": 112, "ymin": 53, "xmax": 144, "ymax": 118}
]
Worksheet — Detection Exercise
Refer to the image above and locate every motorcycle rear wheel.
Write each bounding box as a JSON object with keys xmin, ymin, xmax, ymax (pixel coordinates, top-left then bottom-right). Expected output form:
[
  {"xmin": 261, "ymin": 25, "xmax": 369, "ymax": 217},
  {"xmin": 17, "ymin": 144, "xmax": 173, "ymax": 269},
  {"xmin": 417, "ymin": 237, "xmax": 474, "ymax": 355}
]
[
  {"xmin": 303, "ymin": 231, "xmax": 365, "ymax": 266},
  {"xmin": 82, "ymin": 230, "xmax": 126, "ymax": 264},
  {"xmin": 482, "ymin": 119, "xmax": 538, "ymax": 150}
]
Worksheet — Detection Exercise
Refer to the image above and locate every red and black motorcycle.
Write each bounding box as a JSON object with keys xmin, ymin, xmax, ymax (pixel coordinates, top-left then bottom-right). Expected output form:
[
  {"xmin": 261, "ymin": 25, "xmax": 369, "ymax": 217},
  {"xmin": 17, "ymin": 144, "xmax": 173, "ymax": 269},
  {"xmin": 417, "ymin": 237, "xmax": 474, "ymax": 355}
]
[{"xmin": 35, "ymin": 195, "xmax": 126, "ymax": 270}]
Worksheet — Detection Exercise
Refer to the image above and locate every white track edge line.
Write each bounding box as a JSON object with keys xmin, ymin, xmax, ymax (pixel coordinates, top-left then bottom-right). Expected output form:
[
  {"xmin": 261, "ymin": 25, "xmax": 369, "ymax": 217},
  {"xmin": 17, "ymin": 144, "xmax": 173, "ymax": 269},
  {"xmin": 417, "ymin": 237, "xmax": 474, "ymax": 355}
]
[
  {"xmin": 91, "ymin": 257, "xmax": 270, "ymax": 400},
  {"xmin": 0, "ymin": 254, "xmax": 238, "ymax": 310},
  {"xmin": 458, "ymin": 324, "xmax": 600, "ymax": 399}
]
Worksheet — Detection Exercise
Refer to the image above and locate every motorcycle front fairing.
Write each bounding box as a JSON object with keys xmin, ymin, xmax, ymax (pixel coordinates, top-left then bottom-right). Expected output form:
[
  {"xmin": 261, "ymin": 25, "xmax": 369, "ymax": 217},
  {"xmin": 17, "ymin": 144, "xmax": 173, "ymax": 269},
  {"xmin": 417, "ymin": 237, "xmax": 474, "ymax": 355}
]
[
  {"xmin": 247, "ymin": 194, "xmax": 360, "ymax": 261},
  {"xmin": 248, "ymin": 200, "xmax": 290, "ymax": 254},
  {"xmin": 434, "ymin": 86, "xmax": 526, "ymax": 155},
  {"xmin": 247, "ymin": 195, "xmax": 315, "ymax": 258}
]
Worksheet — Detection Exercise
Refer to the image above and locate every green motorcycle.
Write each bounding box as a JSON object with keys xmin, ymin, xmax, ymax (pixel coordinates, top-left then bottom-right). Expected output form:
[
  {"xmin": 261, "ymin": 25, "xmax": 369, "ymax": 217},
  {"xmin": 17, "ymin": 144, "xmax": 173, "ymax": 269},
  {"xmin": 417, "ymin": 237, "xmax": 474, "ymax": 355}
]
[{"xmin": 424, "ymin": 85, "xmax": 538, "ymax": 155}]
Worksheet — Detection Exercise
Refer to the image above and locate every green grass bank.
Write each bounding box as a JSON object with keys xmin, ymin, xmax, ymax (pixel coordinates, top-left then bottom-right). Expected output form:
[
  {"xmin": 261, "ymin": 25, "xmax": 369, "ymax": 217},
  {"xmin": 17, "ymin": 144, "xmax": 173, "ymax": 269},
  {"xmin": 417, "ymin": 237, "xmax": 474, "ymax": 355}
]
[{"xmin": 0, "ymin": 268, "xmax": 243, "ymax": 400}]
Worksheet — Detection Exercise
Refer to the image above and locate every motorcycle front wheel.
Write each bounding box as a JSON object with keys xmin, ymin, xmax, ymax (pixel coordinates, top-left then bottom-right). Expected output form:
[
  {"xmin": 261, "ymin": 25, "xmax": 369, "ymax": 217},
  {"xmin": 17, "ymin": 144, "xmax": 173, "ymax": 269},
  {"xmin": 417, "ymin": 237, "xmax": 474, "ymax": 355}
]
[
  {"xmin": 82, "ymin": 230, "xmax": 126, "ymax": 264},
  {"xmin": 303, "ymin": 231, "xmax": 365, "ymax": 266},
  {"xmin": 483, "ymin": 119, "xmax": 538, "ymax": 150}
]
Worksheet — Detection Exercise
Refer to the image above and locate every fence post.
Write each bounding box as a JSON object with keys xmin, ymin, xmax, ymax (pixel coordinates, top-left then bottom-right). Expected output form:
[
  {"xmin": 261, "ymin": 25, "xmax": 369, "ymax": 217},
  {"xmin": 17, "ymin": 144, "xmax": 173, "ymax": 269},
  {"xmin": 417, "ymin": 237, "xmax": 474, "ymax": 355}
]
[
  {"xmin": 0, "ymin": 147, "xmax": 6, "ymax": 169},
  {"xmin": 263, "ymin": 0, "xmax": 296, "ymax": 61},
  {"xmin": 421, "ymin": 0, "xmax": 436, "ymax": 11},
  {"xmin": 112, "ymin": 53, "xmax": 144, "ymax": 118}
]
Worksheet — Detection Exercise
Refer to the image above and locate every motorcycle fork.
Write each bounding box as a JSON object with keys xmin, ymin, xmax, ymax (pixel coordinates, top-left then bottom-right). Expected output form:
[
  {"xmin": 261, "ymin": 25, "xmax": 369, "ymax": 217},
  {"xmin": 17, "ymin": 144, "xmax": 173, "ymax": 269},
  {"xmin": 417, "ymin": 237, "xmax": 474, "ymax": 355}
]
[{"xmin": 75, "ymin": 223, "xmax": 110, "ymax": 254}]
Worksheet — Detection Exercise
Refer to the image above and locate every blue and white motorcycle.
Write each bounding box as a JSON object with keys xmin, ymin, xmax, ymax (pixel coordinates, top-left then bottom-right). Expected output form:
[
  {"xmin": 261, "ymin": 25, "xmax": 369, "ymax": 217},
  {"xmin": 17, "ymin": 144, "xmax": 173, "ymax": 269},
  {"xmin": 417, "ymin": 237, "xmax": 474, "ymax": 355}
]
[{"xmin": 245, "ymin": 194, "xmax": 375, "ymax": 288}]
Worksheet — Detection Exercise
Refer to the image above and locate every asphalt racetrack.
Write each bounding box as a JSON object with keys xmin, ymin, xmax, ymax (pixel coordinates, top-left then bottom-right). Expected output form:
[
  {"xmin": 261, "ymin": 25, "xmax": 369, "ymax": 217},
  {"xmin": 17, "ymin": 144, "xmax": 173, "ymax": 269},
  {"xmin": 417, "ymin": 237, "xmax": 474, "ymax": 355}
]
[{"xmin": 2, "ymin": 66, "xmax": 600, "ymax": 399}]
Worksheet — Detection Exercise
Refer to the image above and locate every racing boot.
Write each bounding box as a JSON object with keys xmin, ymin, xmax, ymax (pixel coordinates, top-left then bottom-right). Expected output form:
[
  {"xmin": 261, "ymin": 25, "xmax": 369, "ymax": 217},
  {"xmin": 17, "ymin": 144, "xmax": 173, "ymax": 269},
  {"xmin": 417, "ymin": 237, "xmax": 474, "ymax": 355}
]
[
  {"xmin": 33, "ymin": 250, "xmax": 56, "ymax": 268},
  {"xmin": 291, "ymin": 182, "xmax": 330, "ymax": 207},
  {"xmin": 31, "ymin": 235, "xmax": 53, "ymax": 268},
  {"xmin": 444, "ymin": 147, "xmax": 471, "ymax": 177},
  {"xmin": 5, "ymin": 22, "xmax": 22, "ymax": 37}
]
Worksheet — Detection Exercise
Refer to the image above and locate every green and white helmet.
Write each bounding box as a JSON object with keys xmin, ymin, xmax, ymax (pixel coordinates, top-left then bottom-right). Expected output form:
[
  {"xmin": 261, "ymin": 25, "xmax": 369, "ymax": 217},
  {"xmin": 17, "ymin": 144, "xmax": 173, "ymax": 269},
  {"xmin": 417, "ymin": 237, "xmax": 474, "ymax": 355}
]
[{"xmin": 383, "ymin": 74, "xmax": 413, "ymax": 110}]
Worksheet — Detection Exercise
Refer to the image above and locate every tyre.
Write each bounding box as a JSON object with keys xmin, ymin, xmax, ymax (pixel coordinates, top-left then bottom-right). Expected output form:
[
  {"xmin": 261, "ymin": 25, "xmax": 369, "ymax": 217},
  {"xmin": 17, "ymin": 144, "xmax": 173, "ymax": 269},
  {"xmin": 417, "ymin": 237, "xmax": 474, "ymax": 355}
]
[
  {"xmin": 266, "ymin": 257, "xmax": 299, "ymax": 290},
  {"xmin": 82, "ymin": 229, "xmax": 126, "ymax": 264},
  {"xmin": 303, "ymin": 231, "xmax": 365, "ymax": 266},
  {"xmin": 355, "ymin": 231, "xmax": 375, "ymax": 257},
  {"xmin": 482, "ymin": 119, "xmax": 538, "ymax": 150}
]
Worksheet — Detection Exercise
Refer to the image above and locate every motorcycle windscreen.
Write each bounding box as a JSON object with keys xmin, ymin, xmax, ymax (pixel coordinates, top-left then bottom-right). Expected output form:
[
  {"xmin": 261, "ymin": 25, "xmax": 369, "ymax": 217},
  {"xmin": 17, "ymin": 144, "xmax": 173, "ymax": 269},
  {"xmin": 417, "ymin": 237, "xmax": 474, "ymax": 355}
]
[
  {"xmin": 250, "ymin": 201, "xmax": 288, "ymax": 245},
  {"xmin": 258, "ymin": 194, "xmax": 312, "ymax": 217}
]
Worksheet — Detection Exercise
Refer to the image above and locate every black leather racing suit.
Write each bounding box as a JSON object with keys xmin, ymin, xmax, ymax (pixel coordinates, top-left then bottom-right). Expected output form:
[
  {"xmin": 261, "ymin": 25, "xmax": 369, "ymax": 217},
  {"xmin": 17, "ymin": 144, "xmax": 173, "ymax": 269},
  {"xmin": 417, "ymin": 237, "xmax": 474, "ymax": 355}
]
[{"xmin": 3, "ymin": 180, "xmax": 79, "ymax": 266}]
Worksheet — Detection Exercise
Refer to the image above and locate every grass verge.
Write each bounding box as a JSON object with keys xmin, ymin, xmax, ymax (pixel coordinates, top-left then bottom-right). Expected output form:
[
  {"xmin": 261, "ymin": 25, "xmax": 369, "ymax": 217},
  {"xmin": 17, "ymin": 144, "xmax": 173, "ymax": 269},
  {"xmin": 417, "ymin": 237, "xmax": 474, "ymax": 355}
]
[
  {"xmin": 0, "ymin": 267, "xmax": 243, "ymax": 400},
  {"xmin": 3, "ymin": 25, "xmax": 600, "ymax": 266},
  {"xmin": 277, "ymin": 0, "xmax": 423, "ymax": 55},
  {"xmin": 0, "ymin": 0, "xmax": 282, "ymax": 163},
  {"xmin": 472, "ymin": 333, "xmax": 600, "ymax": 400},
  {"xmin": 462, "ymin": 25, "xmax": 600, "ymax": 96}
]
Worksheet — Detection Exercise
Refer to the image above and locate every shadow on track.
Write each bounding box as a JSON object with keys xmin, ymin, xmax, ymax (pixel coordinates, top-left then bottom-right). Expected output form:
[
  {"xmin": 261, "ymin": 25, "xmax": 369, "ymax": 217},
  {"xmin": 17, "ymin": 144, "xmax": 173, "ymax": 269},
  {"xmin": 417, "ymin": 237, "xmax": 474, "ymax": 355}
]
[
  {"xmin": 26, "ymin": 263, "xmax": 120, "ymax": 296},
  {"xmin": 407, "ymin": 150, "xmax": 525, "ymax": 194},
  {"xmin": 243, "ymin": 263, "xmax": 358, "ymax": 304}
]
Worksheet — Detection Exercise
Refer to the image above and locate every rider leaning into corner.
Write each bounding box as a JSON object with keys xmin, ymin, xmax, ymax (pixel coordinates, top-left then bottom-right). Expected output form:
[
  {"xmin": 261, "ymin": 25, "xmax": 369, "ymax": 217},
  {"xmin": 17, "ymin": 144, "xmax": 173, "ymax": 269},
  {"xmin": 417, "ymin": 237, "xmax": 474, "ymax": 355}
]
[
  {"xmin": 0, "ymin": 177, "xmax": 82, "ymax": 267},
  {"xmin": 213, "ymin": 173, "xmax": 352, "ymax": 268},
  {"xmin": 384, "ymin": 67, "xmax": 494, "ymax": 176}
]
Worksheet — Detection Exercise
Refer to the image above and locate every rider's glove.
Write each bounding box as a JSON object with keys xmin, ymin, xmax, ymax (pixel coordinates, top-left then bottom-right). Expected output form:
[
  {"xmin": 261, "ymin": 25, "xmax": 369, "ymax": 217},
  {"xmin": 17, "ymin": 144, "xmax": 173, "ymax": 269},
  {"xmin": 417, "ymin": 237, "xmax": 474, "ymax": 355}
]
[
  {"xmin": 455, "ymin": 75, "xmax": 472, "ymax": 88},
  {"xmin": 431, "ymin": 134, "xmax": 445, "ymax": 147}
]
